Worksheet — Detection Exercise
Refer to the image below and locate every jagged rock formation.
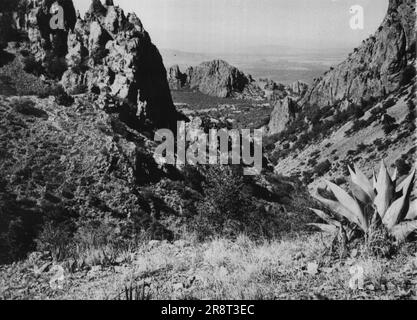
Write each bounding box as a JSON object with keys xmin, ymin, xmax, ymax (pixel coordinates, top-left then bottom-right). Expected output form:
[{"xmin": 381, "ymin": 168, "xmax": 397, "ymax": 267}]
[
  {"xmin": 268, "ymin": 97, "xmax": 299, "ymax": 135},
  {"xmin": 27, "ymin": 0, "xmax": 77, "ymax": 67},
  {"xmin": 288, "ymin": 80, "xmax": 309, "ymax": 97},
  {"xmin": 300, "ymin": 0, "xmax": 416, "ymax": 108},
  {"xmin": 167, "ymin": 65, "xmax": 187, "ymax": 90},
  {"xmin": 167, "ymin": 60, "xmax": 263, "ymax": 99},
  {"xmin": 21, "ymin": 0, "xmax": 177, "ymax": 129},
  {"xmin": 64, "ymin": 1, "xmax": 177, "ymax": 129},
  {"xmin": 185, "ymin": 60, "xmax": 251, "ymax": 98}
]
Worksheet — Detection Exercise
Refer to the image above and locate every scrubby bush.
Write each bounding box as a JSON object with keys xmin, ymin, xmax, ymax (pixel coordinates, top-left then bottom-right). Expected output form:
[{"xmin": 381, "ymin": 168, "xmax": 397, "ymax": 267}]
[
  {"xmin": 22, "ymin": 55, "xmax": 43, "ymax": 75},
  {"xmin": 11, "ymin": 98, "xmax": 48, "ymax": 118},
  {"xmin": 192, "ymin": 166, "xmax": 269, "ymax": 240},
  {"xmin": 54, "ymin": 86, "xmax": 74, "ymax": 107},
  {"xmin": 382, "ymin": 114, "xmax": 398, "ymax": 134},
  {"xmin": 395, "ymin": 158, "xmax": 412, "ymax": 177},
  {"xmin": 314, "ymin": 160, "xmax": 331, "ymax": 177},
  {"xmin": 45, "ymin": 57, "xmax": 67, "ymax": 79}
]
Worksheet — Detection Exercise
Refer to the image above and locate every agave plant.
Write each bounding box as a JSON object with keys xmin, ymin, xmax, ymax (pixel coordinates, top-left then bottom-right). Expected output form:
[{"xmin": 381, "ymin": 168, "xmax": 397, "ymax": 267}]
[{"xmin": 310, "ymin": 160, "xmax": 417, "ymax": 243}]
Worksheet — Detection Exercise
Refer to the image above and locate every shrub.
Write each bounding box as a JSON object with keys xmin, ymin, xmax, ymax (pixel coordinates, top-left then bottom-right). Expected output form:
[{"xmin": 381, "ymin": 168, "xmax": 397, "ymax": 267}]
[
  {"xmin": 54, "ymin": 86, "xmax": 74, "ymax": 107},
  {"xmin": 308, "ymin": 158, "xmax": 318, "ymax": 167},
  {"xmin": 192, "ymin": 166, "xmax": 267, "ymax": 240},
  {"xmin": 348, "ymin": 119, "xmax": 368, "ymax": 135},
  {"xmin": 11, "ymin": 98, "xmax": 48, "ymax": 118},
  {"xmin": 22, "ymin": 55, "xmax": 43, "ymax": 75},
  {"xmin": 45, "ymin": 57, "xmax": 67, "ymax": 79},
  {"xmin": 395, "ymin": 158, "xmax": 411, "ymax": 177},
  {"xmin": 314, "ymin": 160, "xmax": 331, "ymax": 177},
  {"xmin": 382, "ymin": 114, "xmax": 398, "ymax": 135},
  {"xmin": 383, "ymin": 98, "xmax": 396, "ymax": 109}
]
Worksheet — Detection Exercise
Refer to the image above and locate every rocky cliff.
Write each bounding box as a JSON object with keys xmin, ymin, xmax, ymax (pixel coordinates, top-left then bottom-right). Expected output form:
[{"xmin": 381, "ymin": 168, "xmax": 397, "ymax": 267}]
[
  {"xmin": 268, "ymin": 97, "xmax": 299, "ymax": 135},
  {"xmin": 300, "ymin": 0, "xmax": 416, "ymax": 108},
  {"xmin": 186, "ymin": 60, "xmax": 251, "ymax": 98},
  {"xmin": 167, "ymin": 64, "xmax": 187, "ymax": 90},
  {"xmin": 267, "ymin": 0, "xmax": 415, "ymax": 136},
  {"xmin": 23, "ymin": 0, "xmax": 177, "ymax": 129}
]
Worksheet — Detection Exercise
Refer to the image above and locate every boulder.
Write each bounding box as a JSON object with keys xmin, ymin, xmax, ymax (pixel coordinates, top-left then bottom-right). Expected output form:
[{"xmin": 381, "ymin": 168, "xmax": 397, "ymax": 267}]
[{"xmin": 268, "ymin": 97, "xmax": 299, "ymax": 135}]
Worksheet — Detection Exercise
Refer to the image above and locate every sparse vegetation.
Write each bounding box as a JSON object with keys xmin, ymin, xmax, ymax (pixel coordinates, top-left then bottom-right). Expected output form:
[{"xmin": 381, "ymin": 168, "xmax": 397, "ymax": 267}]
[{"xmin": 314, "ymin": 160, "xmax": 331, "ymax": 177}]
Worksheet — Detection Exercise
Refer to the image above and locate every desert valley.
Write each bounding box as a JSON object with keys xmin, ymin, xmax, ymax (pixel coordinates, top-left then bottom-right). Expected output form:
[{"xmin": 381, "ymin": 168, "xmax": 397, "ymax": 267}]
[{"xmin": 0, "ymin": 0, "xmax": 416, "ymax": 300}]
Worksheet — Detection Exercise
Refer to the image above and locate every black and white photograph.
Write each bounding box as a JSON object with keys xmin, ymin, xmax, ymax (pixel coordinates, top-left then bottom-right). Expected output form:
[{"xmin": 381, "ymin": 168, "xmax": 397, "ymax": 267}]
[{"xmin": 0, "ymin": 0, "xmax": 416, "ymax": 305}]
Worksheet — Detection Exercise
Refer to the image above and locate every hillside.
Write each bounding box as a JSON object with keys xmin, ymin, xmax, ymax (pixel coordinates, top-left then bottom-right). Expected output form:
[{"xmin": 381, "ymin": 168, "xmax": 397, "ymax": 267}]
[
  {"xmin": 265, "ymin": 0, "xmax": 416, "ymax": 193},
  {"xmin": 0, "ymin": 0, "xmax": 317, "ymax": 286}
]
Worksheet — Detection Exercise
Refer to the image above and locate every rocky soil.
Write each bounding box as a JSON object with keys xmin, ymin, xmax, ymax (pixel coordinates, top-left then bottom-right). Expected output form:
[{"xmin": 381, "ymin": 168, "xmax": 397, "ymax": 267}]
[{"xmin": 1, "ymin": 234, "xmax": 416, "ymax": 300}]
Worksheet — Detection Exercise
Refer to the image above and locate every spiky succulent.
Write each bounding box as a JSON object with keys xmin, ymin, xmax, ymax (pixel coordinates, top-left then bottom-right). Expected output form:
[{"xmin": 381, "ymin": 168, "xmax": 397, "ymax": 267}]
[{"xmin": 310, "ymin": 160, "xmax": 417, "ymax": 242}]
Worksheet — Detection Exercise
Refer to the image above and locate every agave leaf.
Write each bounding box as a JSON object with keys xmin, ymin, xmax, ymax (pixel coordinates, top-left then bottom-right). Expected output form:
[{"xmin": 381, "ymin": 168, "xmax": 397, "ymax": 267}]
[
  {"xmin": 326, "ymin": 181, "xmax": 368, "ymax": 231},
  {"xmin": 384, "ymin": 169, "xmax": 415, "ymax": 229},
  {"xmin": 351, "ymin": 183, "xmax": 370, "ymax": 204},
  {"xmin": 405, "ymin": 200, "xmax": 417, "ymax": 220},
  {"xmin": 349, "ymin": 165, "xmax": 375, "ymax": 201},
  {"xmin": 391, "ymin": 167, "xmax": 398, "ymax": 183},
  {"xmin": 372, "ymin": 169, "xmax": 377, "ymax": 189},
  {"xmin": 313, "ymin": 193, "xmax": 364, "ymax": 230},
  {"xmin": 374, "ymin": 160, "xmax": 394, "ymax": 219},
  {"xmin": 383, "ymin": 194, "xmax": 409, "ymax": 230},
  {"xmin": 310, "ymin": 208, "xmax": 341, "ymax": 227},
  {"xmin": 395, "ymin": 168, "xmax": 416, "ymax": 194},
  {"xmin": 390, "ymin": 221, "xmax": 417, "ymax": 242},
  {"xmin": 308, "ymin": 223, "xmax": 338, "ymax": 234}
]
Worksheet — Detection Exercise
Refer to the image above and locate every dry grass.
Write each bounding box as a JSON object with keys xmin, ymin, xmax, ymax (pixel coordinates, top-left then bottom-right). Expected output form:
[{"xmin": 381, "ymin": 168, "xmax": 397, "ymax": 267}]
[{"xmin": 45, "ymin": 233, "xmax": 417, "ymax": 300}]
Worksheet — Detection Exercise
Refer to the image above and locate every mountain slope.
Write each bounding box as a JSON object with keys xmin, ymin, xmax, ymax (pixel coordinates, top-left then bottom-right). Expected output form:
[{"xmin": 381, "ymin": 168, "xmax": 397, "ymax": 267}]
[
  {"xmin": 267, "ymin": 0, "xmax": 416, "ymax": 191},
  {"xmin": 300, "ymin": 0, "xmax": 416, "ymax": 107}
]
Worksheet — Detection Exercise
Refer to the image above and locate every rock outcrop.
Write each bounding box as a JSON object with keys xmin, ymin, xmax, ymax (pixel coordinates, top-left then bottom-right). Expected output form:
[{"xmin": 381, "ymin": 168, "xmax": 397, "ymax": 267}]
[
  {"xmin": 24, "ymin": 0, "xmax": 177, "ymax": 129},
  {"xmin": 27, "ymin": 0, "xmax": 77, "ymax": 70},
  {"xmin": 288, "ymin": 80, "xmax": 309, "ymax": 97},
  {"xmin": 301, "ymin": 0, "xmax": 416, "ymax": 108},
  {"xmin": 167, "ymin": 65, "xmax": 187, "ymax": 90},
  {"xmin": 185, "ymin": 60, "xmax": 251, "ymax": 98},
  {"xmin": 168, "ymin": 60, "xmax": 262, "ymax": 99},
  {"xmin": 268, "ymin": 97, "xmax": 299, "ymax": 135}
]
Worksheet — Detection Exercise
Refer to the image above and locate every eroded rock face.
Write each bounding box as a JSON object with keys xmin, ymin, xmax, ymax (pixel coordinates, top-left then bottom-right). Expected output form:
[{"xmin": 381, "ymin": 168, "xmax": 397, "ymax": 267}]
[
  {"xmin": 186, "ymin": 60, "xmax": 251, "ymax": 98},
  {"xmin": 167, "ymin": 60, "xmax": 268, "ymax": 99},
  {"xmin": 167, "ymin": 65, "xmax": 187, "ymax": 90},
  {"xmin": 58, "ymin": 1, "xmax": 177, "ymax": 129},
  {"xmin": 27, "ymin": 0, "xmax": 77, "ymax": 70},
  {"xmin": 268, "ymin": 97, "xmax": 299, "ymax": 135},
  {"xmin": 289, "ymin": 81, "xmax": 309, "ymax": 97},
  {"xmin": 301, "ymin": 0, "xmax": 416, "ymax": 107}
]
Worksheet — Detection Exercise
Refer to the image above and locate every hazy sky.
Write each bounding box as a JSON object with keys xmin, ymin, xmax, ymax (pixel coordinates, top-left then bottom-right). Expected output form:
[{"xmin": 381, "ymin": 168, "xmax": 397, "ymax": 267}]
[{"xmin": 73, "ymin": 0, "xmax": 388, "ymax": 54}]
